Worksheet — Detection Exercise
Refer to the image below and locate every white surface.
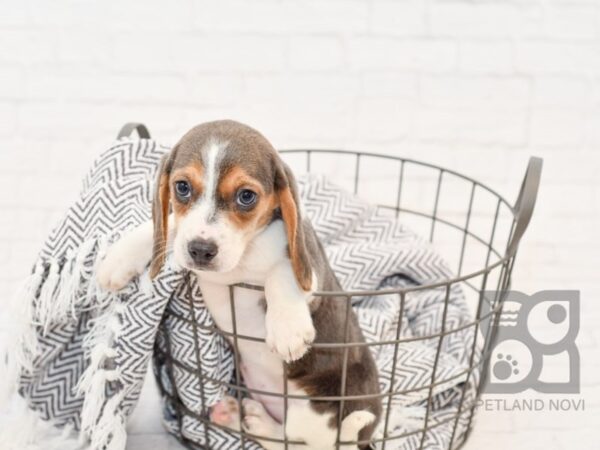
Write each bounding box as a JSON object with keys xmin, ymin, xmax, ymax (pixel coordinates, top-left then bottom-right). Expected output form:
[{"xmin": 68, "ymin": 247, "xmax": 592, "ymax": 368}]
[{"xmin": 0, "ymin": 1, "xmax": 598, "ymax": 449}]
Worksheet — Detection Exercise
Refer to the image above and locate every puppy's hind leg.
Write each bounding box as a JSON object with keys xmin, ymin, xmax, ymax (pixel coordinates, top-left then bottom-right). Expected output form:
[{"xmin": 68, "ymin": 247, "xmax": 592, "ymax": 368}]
[
  {"xmin": 241, "ymin": 401, "xmax": 374, "ymax": 450},
  {"xmin": 209, "ymin": 395, "xmax": 242, "ymax": 432},
  {"xmin": 210, "ymin": 396, "xmax": 288, "ymax": 449},
  {"xmin": 242, "ymin": 398, "xmax": 285, "ymax": 450}
]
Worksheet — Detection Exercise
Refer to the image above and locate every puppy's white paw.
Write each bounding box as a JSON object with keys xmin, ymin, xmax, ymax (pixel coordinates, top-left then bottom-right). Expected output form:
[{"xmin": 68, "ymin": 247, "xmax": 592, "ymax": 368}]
[
  {"xmin": 242, "ymin": 398, "xmax": 277, "ymax": 438},
  {"xmin": 265, "ymin": 303, "xmax": 315, "ymax": 363},
  {"xmin": 96, "ymin": 239, "xmax": 145, "ymax": 292}
]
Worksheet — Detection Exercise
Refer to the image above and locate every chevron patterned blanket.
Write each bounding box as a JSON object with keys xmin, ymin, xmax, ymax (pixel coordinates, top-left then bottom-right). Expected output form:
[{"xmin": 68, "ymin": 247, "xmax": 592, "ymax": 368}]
[{"xmin": 0, "ymin": 136, "xmax": 479, "ymax": 450}]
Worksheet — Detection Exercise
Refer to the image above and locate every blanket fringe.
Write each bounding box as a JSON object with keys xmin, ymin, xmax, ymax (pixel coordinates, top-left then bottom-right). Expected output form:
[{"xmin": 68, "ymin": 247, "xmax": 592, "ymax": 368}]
[
  {"xmin": 1, "ymin": 238, "xmax": 104, "ymax": 408},
  {"xmin": 37, "ymin": 259, "xmax": 60, "ymax": 334},
  {"xmin": 38, "ymin": 239, "xmax": 101, "ymax": 332},
  {"xmin": 90, "ymin": 391, "xmax": 128, "ymax": 450},
  {"xmin": 56, "ymin": 239, "xmax": 97, "ymax": 321},
  {"xmin": 0, "ymin": 261, "xmax": 44, "ymax": 405},
  {"xmin": 77, "ymin": 275, "xmax": 127, "ymax": 450},
  {"xmin": 76, "ymin": 234, "xmax": 128, "ymax": 450},
  {"xmin": 4, "ymin": 234, "xmax": 128, "ymax": 450}
]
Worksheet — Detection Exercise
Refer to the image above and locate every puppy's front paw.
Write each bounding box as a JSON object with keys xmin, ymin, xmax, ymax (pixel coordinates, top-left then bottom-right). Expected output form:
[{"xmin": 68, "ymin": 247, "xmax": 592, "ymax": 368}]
[
  {"xmin": 96, "ymin": 240, "xmax": 145, "ymax": 292},
  {"xmin": 265, "ymin": 304, "xmax": 315, "ymax": 363}
]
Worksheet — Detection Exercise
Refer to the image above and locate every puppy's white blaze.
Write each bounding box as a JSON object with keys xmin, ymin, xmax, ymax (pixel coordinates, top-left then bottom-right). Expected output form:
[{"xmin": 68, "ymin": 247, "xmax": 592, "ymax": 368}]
[{"xmin": 200, "ymin": 140, "xmax": 225, "ymax": 220}]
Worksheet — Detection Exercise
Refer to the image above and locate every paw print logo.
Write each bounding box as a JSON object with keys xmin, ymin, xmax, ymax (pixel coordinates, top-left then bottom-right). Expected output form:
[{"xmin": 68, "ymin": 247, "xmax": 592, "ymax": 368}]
[
  {"xmin": 487, "ymin": 340, "xmax": 531, "ymax": 386},
  {"xmin": 493, "ymin": 354, "xmax": 519, "ymax": 380},
  {"xmin": 482, "ymin": 291, "xmax": 579, "ymax": 394}
]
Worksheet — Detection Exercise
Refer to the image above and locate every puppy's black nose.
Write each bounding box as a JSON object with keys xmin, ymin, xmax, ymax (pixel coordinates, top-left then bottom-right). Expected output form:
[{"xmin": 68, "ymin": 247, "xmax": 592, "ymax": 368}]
[{"xmin": 188, "ymin": 239, "xmax": 218, "ymax": 265}]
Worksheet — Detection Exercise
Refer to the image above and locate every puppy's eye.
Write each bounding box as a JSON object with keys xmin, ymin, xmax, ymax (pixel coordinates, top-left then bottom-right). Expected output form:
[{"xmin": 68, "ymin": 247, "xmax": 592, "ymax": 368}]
[
  {"xmin": 175, "ymin": 181, "xmax": 192, "ymax": 199},
  {"xmin": 236, "ymin": 189, "xmax": 257, "ymax": 208}
]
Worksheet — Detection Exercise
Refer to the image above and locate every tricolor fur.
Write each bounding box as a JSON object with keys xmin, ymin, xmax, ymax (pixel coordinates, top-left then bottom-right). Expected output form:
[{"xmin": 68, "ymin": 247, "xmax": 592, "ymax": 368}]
[{"xmin": 97, "ymin": 120, "xmax": 381, "ymax": 449}]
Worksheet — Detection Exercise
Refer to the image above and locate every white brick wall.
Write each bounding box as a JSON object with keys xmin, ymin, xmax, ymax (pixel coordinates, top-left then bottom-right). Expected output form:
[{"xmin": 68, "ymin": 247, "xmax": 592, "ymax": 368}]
[{"xmin": 0, "ymin": 1, "xmax": 598, "ymax": 449}]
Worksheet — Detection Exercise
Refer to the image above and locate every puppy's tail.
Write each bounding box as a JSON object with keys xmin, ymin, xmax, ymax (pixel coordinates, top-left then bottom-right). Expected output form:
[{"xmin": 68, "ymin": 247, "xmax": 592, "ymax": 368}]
[{"xmin": 339, "ymin": 410, "xmax": 377, "ymax": 447}]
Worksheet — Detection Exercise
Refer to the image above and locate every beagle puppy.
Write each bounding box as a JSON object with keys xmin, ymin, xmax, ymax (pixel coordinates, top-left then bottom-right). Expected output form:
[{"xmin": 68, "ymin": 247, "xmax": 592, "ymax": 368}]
[{"xmin": 97, "ymin": 120, "xmax": 381, "ymax": 449}]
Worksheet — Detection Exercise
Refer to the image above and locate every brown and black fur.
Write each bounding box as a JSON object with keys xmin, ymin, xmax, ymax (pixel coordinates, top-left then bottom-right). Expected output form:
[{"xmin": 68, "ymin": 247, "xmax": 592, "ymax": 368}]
[
  {"xmin": 151, "ymin": 120, "xmax": 382, "ymax": 447},
  {"xmin": 288, "ymin": 220, "xmax": 382, "ymax": 448}
]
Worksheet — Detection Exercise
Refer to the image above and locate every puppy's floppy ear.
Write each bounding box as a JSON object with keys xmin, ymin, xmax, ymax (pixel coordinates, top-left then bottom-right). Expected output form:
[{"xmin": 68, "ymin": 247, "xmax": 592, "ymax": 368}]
[
  {"xmin": 274, "ymin": 159, "xmax": 312, "ymax": 291},
  {"xmin": 150, "ymin": 151, "xmax": 175, "ymax": 278}
]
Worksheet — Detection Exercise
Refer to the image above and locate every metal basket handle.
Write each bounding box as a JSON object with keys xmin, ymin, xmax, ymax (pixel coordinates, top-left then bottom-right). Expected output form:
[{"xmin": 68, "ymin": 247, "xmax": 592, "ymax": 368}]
[
  {"xmin": 507, "ymin": 156, "xmax": 543, "ymax": 258},
  {"xmin": 117, "ymin": 122, "xmax": 151, "ymax": 139}
]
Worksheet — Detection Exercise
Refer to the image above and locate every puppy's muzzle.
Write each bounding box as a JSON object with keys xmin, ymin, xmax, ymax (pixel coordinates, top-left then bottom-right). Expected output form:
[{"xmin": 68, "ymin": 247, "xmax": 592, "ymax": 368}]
[{"xmin": 188, "ymin": 239, "xmax": 218, "ymax": 266}]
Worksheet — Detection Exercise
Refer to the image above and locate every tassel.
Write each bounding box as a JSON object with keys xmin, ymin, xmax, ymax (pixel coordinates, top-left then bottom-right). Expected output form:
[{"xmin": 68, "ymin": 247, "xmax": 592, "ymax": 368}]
[
  {"xmin": 41, "ymin": 239, "xmax": 102, "ymax": 332},
  {"xmin": 89, "ymin": 391, "xmax": 127, "ymax": 450},
  {"xmin": 55, "ymin": 239, "xmax": 98, "ymax": 321},
  {"xmin": 105, "ymin": 419, "xmax": 127, "ymax": 450},
  {"xmin": 37, "ymin": 260, "xmax": 60, "ymax": 334},
  {"xmin": 77, "ymin": 287, "xmax": 124, "ymax": 447},
  {"xmin": 50, "ymin": 250, "xmax": 75, "ymax": 323},
  {"xmin": 83, "ymin": 237, "xmax": 107, "ymax": 310},
  {"xmin": 17, "ymin": 263, "xmax": 44, "ymax": 366},
  {"xmin": 82, "ymin": 295, "xmax": 121, "ymax": 350},
  {"xmin": 75, "ymin": 343, "xmax": 117, "ymax": 396},
  {"xmin": 72, "ymin": 239, "xmax": 98, "ymax": 313},
  {"xmin": 78, "ymin": 370, "xmax": 107, "ymax": 434},
  {"xmin": 79, "ymin": 368, "xmax": 121, "ymax": 436}
]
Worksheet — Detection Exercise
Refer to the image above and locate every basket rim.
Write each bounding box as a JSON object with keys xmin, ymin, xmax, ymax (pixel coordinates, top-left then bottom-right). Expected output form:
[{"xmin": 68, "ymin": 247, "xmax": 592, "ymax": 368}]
[
  {"xmin": 255, "ymin": 148, "xmax": 518, "ymax": 297},
  {"xmin": 279, "ymin": 148, "xmax": 514, "ymax": 211}
]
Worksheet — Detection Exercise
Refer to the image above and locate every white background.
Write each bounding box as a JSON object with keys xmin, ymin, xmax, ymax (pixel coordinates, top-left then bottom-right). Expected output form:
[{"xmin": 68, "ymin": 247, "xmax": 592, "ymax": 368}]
[{"xmin": 0, "ymin": 0, "xmax": 598, "ymax": 449}]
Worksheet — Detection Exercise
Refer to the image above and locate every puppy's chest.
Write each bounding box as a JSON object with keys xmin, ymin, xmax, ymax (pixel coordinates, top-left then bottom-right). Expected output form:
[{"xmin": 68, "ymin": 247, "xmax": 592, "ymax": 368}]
[
  {"xmin": 196, "ymin": 278, "xmax": 283, "ymax": 376},
  {"xmin": 198, "ymin": 280, "xmax": 267, "ymax": 337},
  {"xmin": 197, "ymin": 278, "xmax": 290, "ymax": 419}
]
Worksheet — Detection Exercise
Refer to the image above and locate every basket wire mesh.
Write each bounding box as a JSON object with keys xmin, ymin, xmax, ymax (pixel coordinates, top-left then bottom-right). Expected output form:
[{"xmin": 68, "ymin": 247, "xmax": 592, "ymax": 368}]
[{"xmin": 153, "ymin": 149, "xmax": 542, "ymax": 450}]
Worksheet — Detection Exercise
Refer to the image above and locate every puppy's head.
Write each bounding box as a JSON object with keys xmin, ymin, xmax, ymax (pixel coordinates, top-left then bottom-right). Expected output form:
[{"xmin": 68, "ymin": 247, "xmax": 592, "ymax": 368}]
[{"xmin": 150, "ymin": 120, "xmax": 311, "ymax": 291}]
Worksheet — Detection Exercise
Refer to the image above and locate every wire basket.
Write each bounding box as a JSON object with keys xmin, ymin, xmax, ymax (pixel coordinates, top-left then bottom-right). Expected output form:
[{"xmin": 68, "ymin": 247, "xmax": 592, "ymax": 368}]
[{"xmin": 154, "ymin": 149, "xmax": 542, "ymax": 450}]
